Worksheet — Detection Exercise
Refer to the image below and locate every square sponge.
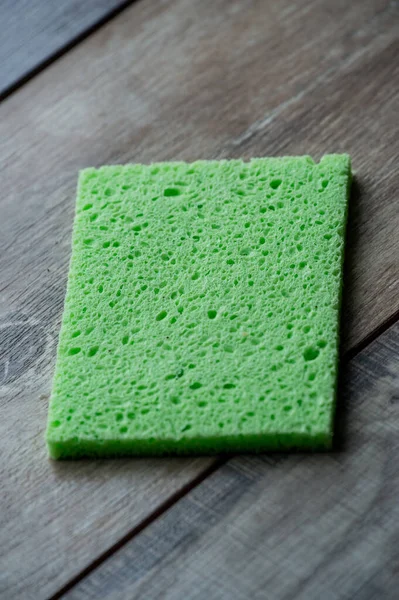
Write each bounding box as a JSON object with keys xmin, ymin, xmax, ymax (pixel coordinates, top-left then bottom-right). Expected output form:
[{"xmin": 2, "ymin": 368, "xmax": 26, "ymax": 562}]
[{"xmin": 46, "ymin": 155, "xmax": 351, "ymax": 458}]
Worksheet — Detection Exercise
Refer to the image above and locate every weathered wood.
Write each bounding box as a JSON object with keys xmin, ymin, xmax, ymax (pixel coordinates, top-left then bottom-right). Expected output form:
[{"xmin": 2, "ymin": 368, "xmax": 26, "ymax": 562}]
[
  {"xmin": 0, "ymin": 0, "xmax": 134, "ymax": 98},
  {"xmin": 64, "ymin": 320, "xmax": 399, "ymax": 600},
  {"xmin": 0, "ymin": 0, "xmax": 398, "ymax": 598}
]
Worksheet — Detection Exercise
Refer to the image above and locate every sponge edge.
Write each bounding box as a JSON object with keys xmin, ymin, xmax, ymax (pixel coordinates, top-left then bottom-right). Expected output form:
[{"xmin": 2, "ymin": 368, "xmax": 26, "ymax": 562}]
[{"xmin": 46, "ymin": 155, "xmax": 351, "ymax": 459}]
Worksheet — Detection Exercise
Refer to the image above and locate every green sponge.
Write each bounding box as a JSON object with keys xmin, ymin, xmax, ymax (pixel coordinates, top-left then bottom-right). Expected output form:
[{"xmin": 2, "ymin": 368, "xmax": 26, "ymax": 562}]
[{"xmin": 46, "ymin": 155, "xmax": 351, "ymax": 459}]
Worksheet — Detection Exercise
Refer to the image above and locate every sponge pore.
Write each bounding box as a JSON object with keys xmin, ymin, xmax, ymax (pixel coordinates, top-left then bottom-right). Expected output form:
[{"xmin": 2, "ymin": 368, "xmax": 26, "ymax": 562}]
[{"xmin": 46, "ymin": 155, "xmax": 351, "ymax": 458}]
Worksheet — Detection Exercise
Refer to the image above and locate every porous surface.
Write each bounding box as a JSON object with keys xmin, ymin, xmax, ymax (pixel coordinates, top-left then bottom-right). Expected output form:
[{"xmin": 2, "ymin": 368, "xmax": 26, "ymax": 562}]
[{"xmin": 46, "ymin": 155, "xmax": 351, "ymax": 458}]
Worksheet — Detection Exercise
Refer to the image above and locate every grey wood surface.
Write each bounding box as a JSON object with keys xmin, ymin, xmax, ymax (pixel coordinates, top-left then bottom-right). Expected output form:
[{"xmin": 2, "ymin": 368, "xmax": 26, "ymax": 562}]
[
  {"xmin": 64, "ymin": 320, "xmax": 399, "ymax": 600},
  {"xmin": 0, "ymin": 0, "xmax": 134, "ymax": 98},
  {"xmin": 0, "ymin": 0, "xmax": 398, "ymax": 598}
]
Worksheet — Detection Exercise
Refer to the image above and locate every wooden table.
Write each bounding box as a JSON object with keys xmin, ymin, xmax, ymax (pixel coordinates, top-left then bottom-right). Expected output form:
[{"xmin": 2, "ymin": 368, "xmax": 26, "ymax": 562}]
[{"xmin": 1, "ymin": 1, "xmax": 398, "ymax": 598}]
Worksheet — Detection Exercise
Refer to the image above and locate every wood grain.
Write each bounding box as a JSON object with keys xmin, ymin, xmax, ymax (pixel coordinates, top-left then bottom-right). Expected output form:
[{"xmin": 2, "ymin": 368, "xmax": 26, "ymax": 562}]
[
  {"xmin": 0, "ymin": 0, "xmax": 134, "ymax": 98},
  {"xmin": 0, "ymin": 0, "xmax": 398, "ymax": 597},
  {"xmin": 64, "ymin": 320, "xmax": 399, "ymax": 600}
]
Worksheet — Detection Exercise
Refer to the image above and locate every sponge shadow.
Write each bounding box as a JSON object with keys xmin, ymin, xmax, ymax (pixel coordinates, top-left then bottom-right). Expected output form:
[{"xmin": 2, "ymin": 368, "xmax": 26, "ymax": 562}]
[{"xmin": 333, "ymin": 175, "xmax": 362, "ymax": 453}]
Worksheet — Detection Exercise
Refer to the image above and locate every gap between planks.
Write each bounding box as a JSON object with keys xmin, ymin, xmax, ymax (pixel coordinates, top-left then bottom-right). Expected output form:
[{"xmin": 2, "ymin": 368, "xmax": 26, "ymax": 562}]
[
  {"xmin": 49, "ymin": 458, "xmax": 226, "ymax": 600},
  {"xmin": 0, "ymin": 0, "xmax": 139, "ymax": 103}
]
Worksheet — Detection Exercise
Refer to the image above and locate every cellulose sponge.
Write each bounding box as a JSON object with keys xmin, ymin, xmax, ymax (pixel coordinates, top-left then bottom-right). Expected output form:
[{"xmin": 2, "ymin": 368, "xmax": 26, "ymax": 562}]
[{"xmin": 46, "ymin": 155, "xmax": 351, "ymax": 459}]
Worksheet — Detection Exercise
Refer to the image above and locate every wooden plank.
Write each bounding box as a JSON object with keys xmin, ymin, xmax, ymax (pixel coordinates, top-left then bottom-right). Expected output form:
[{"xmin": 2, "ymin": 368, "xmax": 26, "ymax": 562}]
[
  {"xmin": 0, "ymin": 0, "xmax": 398, "ymax": 597},
  {"xmin": 0, "ymin": 0, "xmax": 134, "ymax": 98},
  {"xmin": 63, "ymin": 320, "xmax": 399, "ymax": 600}
]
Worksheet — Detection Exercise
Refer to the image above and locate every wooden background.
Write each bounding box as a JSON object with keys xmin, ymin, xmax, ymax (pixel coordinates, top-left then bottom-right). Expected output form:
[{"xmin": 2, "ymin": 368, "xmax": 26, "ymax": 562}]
[{"xmin": 0, "ymin": 0, "xmax": 398, "ymax": 598}]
